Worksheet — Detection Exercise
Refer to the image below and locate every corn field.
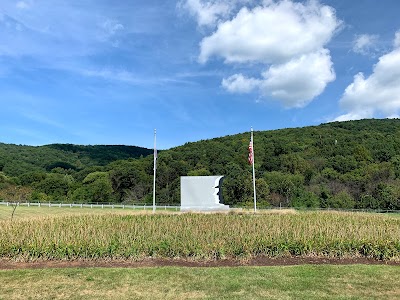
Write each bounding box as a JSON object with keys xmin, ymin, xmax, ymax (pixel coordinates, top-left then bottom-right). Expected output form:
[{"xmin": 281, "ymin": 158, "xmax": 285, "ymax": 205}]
[{"xmin": 1, "ymin": 211, "xmax": 400, "ymax": 261}]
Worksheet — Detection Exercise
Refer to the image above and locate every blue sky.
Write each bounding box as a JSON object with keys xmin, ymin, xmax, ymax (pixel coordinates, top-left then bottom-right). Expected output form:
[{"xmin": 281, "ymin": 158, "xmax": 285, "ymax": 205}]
[{"xmin": 1, "ymin": 0, "xmax": 399, "ymax": 149}]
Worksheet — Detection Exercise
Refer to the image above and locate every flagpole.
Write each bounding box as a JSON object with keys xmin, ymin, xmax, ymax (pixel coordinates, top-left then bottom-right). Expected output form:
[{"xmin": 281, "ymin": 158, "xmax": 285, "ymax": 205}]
[
  {"xmin": 251, "ymin": 127, "xmax": 257, "ymax": 212},
  {"xmin": 153, "ymin": 129, "xmax": 157, "ymax": 213}
]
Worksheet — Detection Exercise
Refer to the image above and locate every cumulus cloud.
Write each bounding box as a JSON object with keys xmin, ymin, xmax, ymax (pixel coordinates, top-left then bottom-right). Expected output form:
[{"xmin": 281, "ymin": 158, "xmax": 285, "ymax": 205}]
[
  {"xmin": 199, "ymin": 1, "xmax": 339, "ymax": 64},
  {"xmin": 223, "ymin": 50, "xmax": 335, "ymax": 107},
  {"xmin": 352, "ymin": 34, "xmax": 379, "ymax": 56},
  {"xmin": 260, "ymin": 50, "xmax": 335, "ymax": 107},
  {"xmin": 188, "ymin": 0, "xmax": 341, "ymax": 108},
  {"xmin": 334, "ymin": 32, "xmax": 400, "ymax": 121}
]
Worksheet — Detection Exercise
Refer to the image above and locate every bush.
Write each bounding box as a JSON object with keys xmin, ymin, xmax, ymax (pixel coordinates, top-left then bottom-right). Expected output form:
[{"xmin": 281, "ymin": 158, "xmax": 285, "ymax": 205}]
[
  {"xmin": 291, "ymin": 190, "xmax": 320, "ymax": 208},
  {"xmin": 327, "ymin": 191, "xmax": 355, "ymax": 209}
]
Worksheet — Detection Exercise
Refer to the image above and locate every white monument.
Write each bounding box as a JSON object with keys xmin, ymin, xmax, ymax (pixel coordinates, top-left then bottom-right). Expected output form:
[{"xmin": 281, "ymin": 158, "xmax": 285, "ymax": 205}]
[{"xmin": 180, "ymin": 176, "xmax": 230, "ymax": 211}]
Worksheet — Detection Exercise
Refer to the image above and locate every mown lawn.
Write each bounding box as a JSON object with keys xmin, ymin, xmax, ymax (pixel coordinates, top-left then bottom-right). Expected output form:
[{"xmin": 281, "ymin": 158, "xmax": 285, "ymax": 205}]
[{"xmin": 0, "ymin": 265, "xmax": 399, "ymax": 300}]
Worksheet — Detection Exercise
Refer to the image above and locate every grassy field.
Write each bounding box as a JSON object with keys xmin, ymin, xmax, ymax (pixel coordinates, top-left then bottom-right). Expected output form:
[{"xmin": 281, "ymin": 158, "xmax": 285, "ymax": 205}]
[
  {"xmin": 0, "ymin": 204, "xmax": 178, "ymax": 221},
  {"xmin": 1, "ymin": 265, "xmax": 400, "ymax": 299},
  {"xmin": 1, "ymin": 208, "xmax": 399, "ymax": 299},
  {"xmin": 1, "ymin": 209, "xmax": 399, "ymax": 261}
]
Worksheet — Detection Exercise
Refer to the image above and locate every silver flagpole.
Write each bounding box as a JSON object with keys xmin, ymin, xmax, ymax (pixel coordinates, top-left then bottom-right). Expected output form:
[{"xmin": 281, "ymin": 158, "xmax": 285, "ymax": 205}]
[
  {"xmin": 153, "ymin": 129, "xmax": 157, "ymax": 213},
  {"xmin": 251, "ymin": 127, "xmax": 257, "ymax": 212}
]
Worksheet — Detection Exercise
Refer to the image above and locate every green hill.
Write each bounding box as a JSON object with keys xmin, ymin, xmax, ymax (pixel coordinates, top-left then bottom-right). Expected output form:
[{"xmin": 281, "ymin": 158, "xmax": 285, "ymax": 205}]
[
  {"xmin": 1, "ymin": 119, "xmax": 400, "ymax": 209},
  {"xmin": 0, "ymin": 143, "xmax": 153, "ymax": 176}
]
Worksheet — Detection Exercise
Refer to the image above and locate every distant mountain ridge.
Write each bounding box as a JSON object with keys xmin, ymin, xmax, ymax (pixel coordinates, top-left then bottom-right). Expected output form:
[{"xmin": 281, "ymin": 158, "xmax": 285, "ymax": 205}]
[
  {"xmin": 0, "ymin": 143, "xmax": 153, "ymax": 176},
  {"xmin": 45, "ymin": 144, "xmax": 154, "ymax": 165}
]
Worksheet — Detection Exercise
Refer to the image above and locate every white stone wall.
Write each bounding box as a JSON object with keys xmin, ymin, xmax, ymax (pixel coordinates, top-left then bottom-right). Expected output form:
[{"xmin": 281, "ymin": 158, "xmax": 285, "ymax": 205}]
[{"xmin": 180, "ymin": 176, "xmax": 230, "ymax": 212}]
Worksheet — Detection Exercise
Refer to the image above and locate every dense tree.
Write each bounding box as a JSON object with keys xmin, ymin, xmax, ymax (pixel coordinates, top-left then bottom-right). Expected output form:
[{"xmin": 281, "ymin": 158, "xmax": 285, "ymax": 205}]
[
  {"xmin": 326, "ymin": 191, "xmax": 355, "ymax": 209},
  {"xmin": 373, "ymin": 183, "xmax": 400, "ymax": 210},
  {"xmin": 19, "ymin": 171, "xmax": 47, "ymax": 186},
  {"xmin": 2, "ymin": 119, "xmax": 400, "ymax": 210},
  {"xmin": 291, "ymin": 190, "xmax": 320, "ymax": 208},
  {"xmin": 71, "ymin": 172, "xmax": 114, "ymax": 203},
  {"xmin": 265, "ymin": 171, "xmax": 304, "ymax": 205},
  {"xmin": 108, "ymin": 160, "xmax": 151, "ymax": 202},
  {"xmin": 33, "ymin": 173, "xmax": 75, "ymax": 201},
  {"xmin": 0, "ymin": 143, "xmax": 152, "ymax": 177},
  {"xmin": 222, "ymin": 163, "xmax": 253, "ymax": 206}
]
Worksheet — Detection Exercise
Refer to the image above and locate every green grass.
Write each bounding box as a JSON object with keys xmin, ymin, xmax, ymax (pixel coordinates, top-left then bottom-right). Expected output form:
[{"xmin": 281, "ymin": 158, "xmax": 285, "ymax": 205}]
[
  {"xmin": 0, "ymin": 265, "xmax": 399, "ymax": 299},
  {"xmin": 1, "ymin": 211, "xmax": 400, "ymax": 260}
]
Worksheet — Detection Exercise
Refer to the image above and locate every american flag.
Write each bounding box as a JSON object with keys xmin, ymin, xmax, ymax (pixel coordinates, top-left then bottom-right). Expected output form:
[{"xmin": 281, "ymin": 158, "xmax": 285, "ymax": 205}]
[{"xmin": 248, "ymin": 137, "xmax": 253, "ymax": 165}]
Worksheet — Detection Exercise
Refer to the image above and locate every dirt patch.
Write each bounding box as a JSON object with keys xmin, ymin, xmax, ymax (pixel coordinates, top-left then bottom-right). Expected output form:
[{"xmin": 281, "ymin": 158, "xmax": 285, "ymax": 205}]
[{"xmin": 1, "ymin": 257, "xmax": 399, "ymax": 270}]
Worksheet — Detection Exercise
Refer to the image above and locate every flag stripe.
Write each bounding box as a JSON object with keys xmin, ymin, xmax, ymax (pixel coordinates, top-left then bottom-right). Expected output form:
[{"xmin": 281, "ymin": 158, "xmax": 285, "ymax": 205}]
[{"xmin": 248, "ymin": 138, "xmax": 253, "ymax": 165}]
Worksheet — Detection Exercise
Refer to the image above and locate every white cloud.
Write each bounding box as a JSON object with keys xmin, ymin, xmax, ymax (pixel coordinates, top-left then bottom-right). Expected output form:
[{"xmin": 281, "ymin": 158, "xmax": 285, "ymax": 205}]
[
  {"xmin": 387, "ymin": 114, "xmax": 400, "ymax": 119},
  {"xmin": 260, "ymin": 50, "xmax": 335, "ymax": 107},
  {"xmin": 76, "ymin": 67, "xmax": 196, "ymax": 86},
  {"xmin": 222, "ymin": 50, "xmax": 335, "ymax": 108},
  {"xmin": 97, "ymin": 19, "xmax": 124, "ymax": 46},
  {"xmin": 179, "ymin": 0, "xmax": 230, "ymax": 27},
  {"xmin": 335, "ymin": 32, "xmax": 400, "ymax": 121},
  {"xmin": 199, "ymin": 1, "xmax": 339, "ymax": 64},
  {"xmin": 0, "ymin": 1, "xmax": 159, "ymax": 65},
  {"xmin": 332, "ymin": 111, "xmax": 372, "ymax": 122},
  {"xmin": 80, "ymin": 68, "xmax": 140, "ymax": 83},
  {"xmin": 222, "ymin": 73, "xmax": 261, "ymax": 93},
  {"xmin": 178, "ymin": 0, "xmax": 251, "ymax": 28},
  {"xmin": 194, "ymin": 0, "xmax": 340, "ymax": 108},
  {"xmin": 394, "ymin": 30, "xmax": 400, "ymax": 48},
  {"xmin": 352, "ymin": 34, "xmax": 379, "ymax": 56},
  {"xmin": 0, "ymin": 4, "xmax": 126, "ymax": 59},
  {"xmin": 100, "ymin": 19, "xmax": 124, "ymax": 37}
]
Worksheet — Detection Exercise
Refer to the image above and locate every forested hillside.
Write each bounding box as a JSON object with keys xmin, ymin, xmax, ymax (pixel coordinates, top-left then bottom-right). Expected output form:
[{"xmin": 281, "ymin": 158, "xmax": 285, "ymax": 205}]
[
  {"xmin": 1, "ymin": 119, "xmax": 400, "ymax": 209},
  {"xmin": 0, "ymin": 143, "xmax": 153, "ymax": 176}
]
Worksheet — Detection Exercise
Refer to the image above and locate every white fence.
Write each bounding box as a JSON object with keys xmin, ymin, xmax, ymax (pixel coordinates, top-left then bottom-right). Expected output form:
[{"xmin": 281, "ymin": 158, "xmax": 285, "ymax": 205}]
[
  {"xmin": 1, "ymin": 201, "xmax": 399, "ymax": 214},
  {"xmin": 0, "ymin": 201, "xmax": 180, "ymax": 211}
]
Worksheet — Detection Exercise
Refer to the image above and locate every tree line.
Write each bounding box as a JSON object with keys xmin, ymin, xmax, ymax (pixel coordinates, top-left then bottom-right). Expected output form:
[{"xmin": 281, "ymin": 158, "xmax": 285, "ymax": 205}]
[{"xmin": 1, "ymin": 119, "xmax": 400, "ymax": 210}]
